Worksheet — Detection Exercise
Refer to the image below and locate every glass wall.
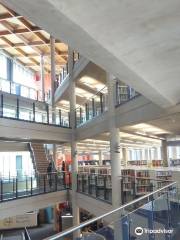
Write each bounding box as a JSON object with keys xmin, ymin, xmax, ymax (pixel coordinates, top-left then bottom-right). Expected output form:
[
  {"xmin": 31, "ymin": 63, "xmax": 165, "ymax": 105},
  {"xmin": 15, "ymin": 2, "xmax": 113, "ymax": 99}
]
[
  {"xmin": 0, "ymin": 151, "xmax": 34, "ymax": 178},
  {"xmin": 0, "ymin": 54, "xmax": 7, "ymax": 80},
  {"xmin": 0, "ymin": 52, "xmax": 36, "ymax": 93},
  {"xmin": 13, "ymin": 62, "xmax": 35, "ymax": 88}
]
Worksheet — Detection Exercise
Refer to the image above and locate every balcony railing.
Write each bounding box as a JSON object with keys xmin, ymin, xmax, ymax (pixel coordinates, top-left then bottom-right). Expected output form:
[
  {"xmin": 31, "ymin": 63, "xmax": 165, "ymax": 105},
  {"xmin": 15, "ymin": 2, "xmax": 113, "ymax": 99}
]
[
  {"xmin": 75, "ymin": 86, "xmax": 108, "ymax": 127},
  {"xmin": 77, "ymin": 173, "xmax": 173, "ymax": 205},
  {"xmin": 0, "ymin": 171, "xmax": 71, "ymax": 202},
  {"xmin": 45, "ymin": 181, "xmax": 177, "ymax": 240},
  {"xmin": 115, "ymin": 80, "xmax": 140, "ymax": 107},
  {"xmin": 0, "ymin": 94, "xmax": 70, "ymax": 127},
  {"xmin": 55, "ymin": 51, "xmax": 80, "ymax": 91}
]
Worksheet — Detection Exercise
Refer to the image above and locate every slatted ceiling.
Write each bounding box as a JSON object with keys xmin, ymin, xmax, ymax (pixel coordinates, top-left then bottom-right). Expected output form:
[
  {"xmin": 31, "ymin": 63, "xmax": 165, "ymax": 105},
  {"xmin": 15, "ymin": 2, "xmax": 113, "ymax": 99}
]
[
  {"xmin": 56, "ymin": 43, "xmax": 68, "ymax": 51},
  {"xmin": 0, "ymin": 4, "xmax": 7, "ymax": 12},
  {"xmin": 7, "ymin": 17, "xmax": 21, "ymax": 25},
  {"xmin": 41, "ymin": 30, "xmax": 50, "ymax": 39},
  {"xmin": 0, "ymin": 24, "xmax": 6, "ymax": 31},
  {"xmin": 0, "ymin": 3, "xmax": 68, "ymax": 73},
  {"xmin": 4, "ymin": 34, "xmax": 23, "ymax": 43},
  {"xmin": 5, "ymin": 48, "xmax": 17, "ymax": 55}
]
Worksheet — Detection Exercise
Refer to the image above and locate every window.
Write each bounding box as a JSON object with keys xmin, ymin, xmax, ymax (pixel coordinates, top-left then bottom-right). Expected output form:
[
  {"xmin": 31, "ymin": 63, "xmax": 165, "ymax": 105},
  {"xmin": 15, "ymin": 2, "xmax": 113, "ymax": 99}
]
[
  {"xmin": 13, "ymin": 62, "xmax": 35, "ymax": 88},
  {"xmin": 0, "ymin": 54, "xmax": 7, "ymax": 80}
]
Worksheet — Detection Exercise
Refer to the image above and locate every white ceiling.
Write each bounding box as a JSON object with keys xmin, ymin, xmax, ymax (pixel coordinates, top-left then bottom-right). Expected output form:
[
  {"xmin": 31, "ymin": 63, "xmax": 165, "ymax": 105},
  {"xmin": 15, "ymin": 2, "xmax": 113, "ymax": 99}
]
[{"xmin": 2, "ymin": 0, "xmax": 180, "ymax": 108}]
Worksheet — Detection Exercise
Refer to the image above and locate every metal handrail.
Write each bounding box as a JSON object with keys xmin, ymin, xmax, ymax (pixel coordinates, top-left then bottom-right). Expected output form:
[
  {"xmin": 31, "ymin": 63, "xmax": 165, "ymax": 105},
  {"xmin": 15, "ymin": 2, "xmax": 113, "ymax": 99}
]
[
  {"xmin": 78, "ymin": 172, "xmax": 173, "ymax": 183},
  {"xmin": 44, "ymin": 181, "xmax": 176, "ymax": 240},
  {"xmin": 75, "ymin": 85, "xmax": 107, "ymax": 111},
  {"xmin": 24, "ymin": 227, "xmax": 31, "ymax": 240}
]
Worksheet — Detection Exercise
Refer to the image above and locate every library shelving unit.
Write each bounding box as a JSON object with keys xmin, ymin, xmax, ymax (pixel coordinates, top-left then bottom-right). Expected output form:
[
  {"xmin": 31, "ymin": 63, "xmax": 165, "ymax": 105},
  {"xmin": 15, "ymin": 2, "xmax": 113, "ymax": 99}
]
[
  {"xmin": 156, "ymin": 169, "xmax": 173, "ymax": 189},
  {"xmin": 152, "ymin": 160, "xmax": 163, "ymax": 167},
  {"xmin": 78, "ymin": 160, "xmax": 99, "ymax": 166},
  {"xmin": 78, "ymin": 165, "xmax": 111, "ymax": 175},
  {"xmin": 170, "ymin": 159, "xmax": 180, "ymax": 167},
  {"xmin": 127, "ymin": 160, "xmax": 147, "ymax": 166}
]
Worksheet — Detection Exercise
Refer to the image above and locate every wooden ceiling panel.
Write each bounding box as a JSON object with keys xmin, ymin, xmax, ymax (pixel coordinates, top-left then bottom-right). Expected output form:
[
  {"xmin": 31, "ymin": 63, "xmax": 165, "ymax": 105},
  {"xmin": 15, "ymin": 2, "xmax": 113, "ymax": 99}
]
[
  {"xmin": 19, "ymin": 46, "xmax": 36, "ymax": 54},
  {"xmin": 4, "ymin": 34, "xmax": 23, "ymax": 43},
  {"xmin": 0, "ymin": 3, "xmax": 68, "ymax": 73},
  {"xmin": 56, "ymin": 43, "xmax": 68, "ymax": 52}
]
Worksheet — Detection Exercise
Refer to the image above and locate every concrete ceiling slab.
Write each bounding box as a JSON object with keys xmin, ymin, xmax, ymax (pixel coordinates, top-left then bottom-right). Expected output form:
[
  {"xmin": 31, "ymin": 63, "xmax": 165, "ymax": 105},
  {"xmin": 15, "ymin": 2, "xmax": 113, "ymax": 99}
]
[{"xmin": 2, "ymin": 0, "xmax": 180, "ymax": 108}]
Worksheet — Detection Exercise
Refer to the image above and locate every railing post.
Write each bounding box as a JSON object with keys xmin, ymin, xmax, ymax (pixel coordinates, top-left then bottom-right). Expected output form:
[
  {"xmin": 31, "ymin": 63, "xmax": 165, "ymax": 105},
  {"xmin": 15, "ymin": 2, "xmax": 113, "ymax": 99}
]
[
  {"xmin": 115, "ymin": 81, "xmax": 119, "ymax": 105},
  {"xmin": 16, "ymin": 98, "xmax": 19, "ymax": 119},
  {"xmin": 95, "ymin": 176, "xmax": 98, "ymax": 198},
  {"xmin": 30, "ymin": 177, "xmax": 33, "ymax": 195},
  {"xmin": 85, "ymin": 103, "xmax": 89, "ymax": 121},
  {"xmin": 100, "ymin": 93, "xmax": 103, "ymax": 113},
  {"xmin": 0, "ymin": 180, "xmax": 3, "ymax": 201},
  {"xmin": 77, "ymin": 174, "xmax": 79, "ymax": 192},
  {"xmin": 80, "ymin": 107, "xmax": 82, "ymax": 124},
  {"xmin": 104, "ymin": 176, "xmax": 107, "ymax": 200},
  {"xmin": 37, "ymin": 91, "xmax": 39, "ymax": 101},
  {"xmin": 73, "ymin": 51, "xmax": 75, "ymax": 66},
  {"xmin": 33, "ymin": 102, "xmax": 35, "ymax": 122},
  {"xmin": 88, "ymin": 175, "xmax": 90, "ymax": 195},
  {"xmin": 26, "ymin": 176, "xmax": 28, "ymax": 194},
  {"xmin": 46, "ymin": 104, "xmax": 49, "ymax": 124},
  {"xmin": 43, "ymin": 175, "xmax": 46, "ymax": 193},
  {"xmin": 68, "ymin": 112, "xmax": 70, "ymax": 127},
  {"xmin": 59, "ymin": 109, "xmax": 62, "ymax": 126},
  {"xmin": 82, "ymin": 174, "xmax": 84, "ymax": 192},
  {"xmin": 0, "ymin": 94, "xmax": 3, "ymax": 117},
  {"xmin": 55, "ymin": 174, "xmax": 57, "ymax": 191},
  {"xmin": 121, "ymin": 178, "xmax": 124, "ymax": 204},
  {"xmin": 92, "ymin": 98, "xmax": 95, "ymax": 117},
  {"xmin": 16, "ymin": 178, "xmax": 18, "ymax": 198},
  {"xmin": 13, "ymin": 178, "xmax": 15, "ymax": 196}
]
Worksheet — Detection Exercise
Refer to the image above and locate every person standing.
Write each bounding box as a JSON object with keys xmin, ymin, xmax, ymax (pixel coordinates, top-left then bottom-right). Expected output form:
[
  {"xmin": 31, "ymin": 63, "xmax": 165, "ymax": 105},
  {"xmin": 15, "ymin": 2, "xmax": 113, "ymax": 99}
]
[{"xmin": 47, "ymin": 162, "xmax": 53, "ymax": 188}]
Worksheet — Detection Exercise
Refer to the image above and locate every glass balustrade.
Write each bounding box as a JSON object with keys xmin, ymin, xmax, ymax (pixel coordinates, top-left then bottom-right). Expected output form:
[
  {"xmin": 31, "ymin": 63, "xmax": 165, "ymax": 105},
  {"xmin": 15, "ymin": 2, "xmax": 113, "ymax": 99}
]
[
  {"xmin": 0, "ymin": 78, "xmax": 49, "ymax": 102},
  {"xmin": 45, "ymin": 182, "xmax": 178, "ymax": 240},
  {"xmin": 0, "ymin": 171, "xmax": 71, "ymax": 202},
  {"xmin": 115, "ymin": 81, "xmax": 140, "ymax": 107},
  {"xmin": 55, "ymin": 51, "xmax": 80, "ymax": 91},
  {"xmin": 0, "ymin": 94, "xmax": 70, "ymax": 127},
  {"xmin": 75, "ymin": 87, "xmax": 108, "ymax": 127},
  {"xmin": 77, "ymin": 173, "xmax": 173, "ymax": 205}
]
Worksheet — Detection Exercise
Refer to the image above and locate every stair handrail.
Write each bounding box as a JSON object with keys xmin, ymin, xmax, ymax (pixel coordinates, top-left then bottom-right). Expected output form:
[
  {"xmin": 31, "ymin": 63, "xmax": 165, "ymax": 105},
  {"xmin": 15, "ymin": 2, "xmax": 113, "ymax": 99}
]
[
  {"xmin": 28, "ymin": 143, "xmax": 38, "ymax": 174},
  {"xmin": 24, "ymin": 227, "xmax": 31, "ymax": 240},
  {"xmin": 43, "ymin": 181, "xmax": 176, "ymax": 240}
]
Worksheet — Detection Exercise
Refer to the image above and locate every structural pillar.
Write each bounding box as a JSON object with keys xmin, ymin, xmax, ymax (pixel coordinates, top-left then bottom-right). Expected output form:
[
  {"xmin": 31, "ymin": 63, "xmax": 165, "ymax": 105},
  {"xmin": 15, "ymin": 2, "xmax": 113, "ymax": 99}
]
[
  {"xmin": 68, "ymin": 48, "xmax": 80, "ymax": 238},
  {"xmin": 40, "ymin": 54, "xmax": 45, "ymax": 102},
  {"xmin": 161, "ymin": 140, "xmax": 168, "ymax": 167},
  {"xmin": 107, "ymin": 73, "xmax": 122, "ymax": 240},
  {"xmin": 50, "ymin": 36, "xmax": 56, "ymax": 123}
]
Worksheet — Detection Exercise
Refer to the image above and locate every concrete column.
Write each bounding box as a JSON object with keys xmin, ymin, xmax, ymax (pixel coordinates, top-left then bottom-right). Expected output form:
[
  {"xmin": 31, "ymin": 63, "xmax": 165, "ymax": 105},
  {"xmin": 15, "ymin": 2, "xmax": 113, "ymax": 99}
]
[
  {"xmin": 98, "ymin": 150, "xmax": 103, "ymax": 166},
  {"xmin": 40, "ymin": 54, "xmax": 45, "ymax": 102},
  {"xmin": 122, "ymin": 147, "xmax": 128, "ymax": 167},
  {"xmin": 68, "ymin": 48, "xmax": 80, "ymax": 238},
  {"xmin": 107, "ymin": 73, "xmax": 121, "ymax": 240},
  {"xmin": 50, "ymin": 36, "xmax": 56, "ymax": 123},
  {"xmin": 161, "ymin": 140, "xmax": 168, "ymax": 167}
]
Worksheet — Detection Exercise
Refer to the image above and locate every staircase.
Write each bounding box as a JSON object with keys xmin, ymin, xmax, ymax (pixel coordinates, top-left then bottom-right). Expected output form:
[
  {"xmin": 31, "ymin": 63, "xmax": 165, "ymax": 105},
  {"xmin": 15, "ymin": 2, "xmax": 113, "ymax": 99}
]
[{"xmin": 29, "ymin": 143, "xmax": 49, "ymax": 174}]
